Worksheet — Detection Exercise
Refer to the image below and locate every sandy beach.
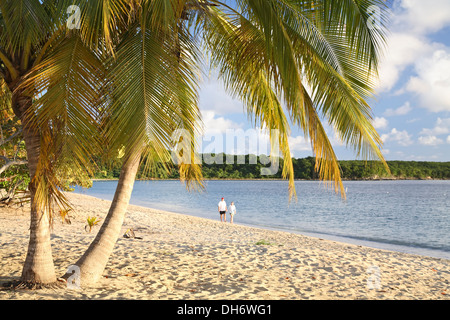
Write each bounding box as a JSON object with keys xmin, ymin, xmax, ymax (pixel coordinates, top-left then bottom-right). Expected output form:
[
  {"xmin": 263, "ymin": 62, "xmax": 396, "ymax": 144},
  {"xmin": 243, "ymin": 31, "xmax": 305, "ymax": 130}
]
[{"xmin": 0, "ymin": 192, "xmax": 449, "ymax": 300}]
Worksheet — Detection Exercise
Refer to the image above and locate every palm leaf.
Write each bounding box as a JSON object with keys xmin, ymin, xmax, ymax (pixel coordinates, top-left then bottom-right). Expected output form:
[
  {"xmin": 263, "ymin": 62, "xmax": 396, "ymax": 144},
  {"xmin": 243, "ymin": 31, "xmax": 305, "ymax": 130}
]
[
  {"xmin": 17, "ymin": 33, "xmax": 106, "ymax": 214},
  {"xmin": 0, "ymin": 0, "xmax": 54, "ymax": 65},
  {"xmin": 104, "ymin": 4, "xmax": 204, "ymax": 190},
  {"xmin": 197, "ymin": 0, "xmax": 389, "ymax": 199}
]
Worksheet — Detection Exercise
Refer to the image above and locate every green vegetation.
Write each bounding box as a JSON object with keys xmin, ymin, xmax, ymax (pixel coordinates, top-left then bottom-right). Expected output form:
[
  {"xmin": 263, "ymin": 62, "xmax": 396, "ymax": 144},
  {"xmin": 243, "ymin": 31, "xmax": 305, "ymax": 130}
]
[
  {"xmin": 92, "ymin": 153, "xmax": 450, "ymax": 181},
  {"xmin": 0, "ymin": 95, "xmax": 29, "ymax": 205},
  {"xmin": 85, "ymin": 216, "xmax": 101, "ymax": 233},
  {"xmin": 3, "ymin": 152, "xmax": 448, "ymax": 200},
  {"xmin": 1, "ymin": 101, "xmax": 92, "ymax": 205},
  {"xmin": 255, "ymin": 239, "xmax": 276, "ymax": 246}
]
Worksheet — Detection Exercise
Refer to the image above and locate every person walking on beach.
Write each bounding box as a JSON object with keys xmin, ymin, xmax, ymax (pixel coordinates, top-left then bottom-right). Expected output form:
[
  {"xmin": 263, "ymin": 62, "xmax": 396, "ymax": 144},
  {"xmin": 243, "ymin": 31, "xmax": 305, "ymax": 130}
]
[
  {"xmin": 218, "ymin": 197, "xmax": 227, "ymax": 222},
  {"xmin": 229, "ymin": 202, "xmax": 236, "ymax": 224}
]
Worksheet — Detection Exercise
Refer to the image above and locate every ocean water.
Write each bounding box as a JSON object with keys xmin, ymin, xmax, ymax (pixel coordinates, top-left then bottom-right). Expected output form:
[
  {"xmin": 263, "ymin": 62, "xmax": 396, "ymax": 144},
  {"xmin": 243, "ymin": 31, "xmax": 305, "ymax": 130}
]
[{"xmin": 73, "ymin": 180, "xmax": 450, "ymax": 259}]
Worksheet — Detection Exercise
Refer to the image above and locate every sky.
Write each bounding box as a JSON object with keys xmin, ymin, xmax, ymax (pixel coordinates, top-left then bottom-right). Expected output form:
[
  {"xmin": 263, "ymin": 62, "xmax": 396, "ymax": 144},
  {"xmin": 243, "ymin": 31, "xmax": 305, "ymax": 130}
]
[{"xmin": 196, "ymin": 0, "xmax": 450, "ymax": 162}]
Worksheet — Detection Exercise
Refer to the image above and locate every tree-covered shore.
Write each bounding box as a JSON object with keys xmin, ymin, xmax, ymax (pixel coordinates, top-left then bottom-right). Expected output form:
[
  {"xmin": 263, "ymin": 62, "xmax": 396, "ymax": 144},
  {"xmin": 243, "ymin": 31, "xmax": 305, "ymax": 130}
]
[
  {"xmin": 94, "ymin": 154, "xmax": 450, "ymax": 181},
  {"xmin": 3, "ymin": 153, "xmax": 448, "ymax": 201}
]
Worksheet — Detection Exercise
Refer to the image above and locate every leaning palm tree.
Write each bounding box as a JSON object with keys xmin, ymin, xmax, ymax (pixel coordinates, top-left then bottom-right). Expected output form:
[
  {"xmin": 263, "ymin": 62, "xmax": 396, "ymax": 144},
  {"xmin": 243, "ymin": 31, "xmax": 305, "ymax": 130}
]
[
  {"xmin": 60, "ymin": 1, "xmax": 204, "ymax": 285},
  {"xmin": 1, "ymin": 0, "xmax": 390, "ymax": 288},
  {"xmin": 60, "ymin": 0, "xmax": 390, "ymax": 287},
  {"xmin": 8, "ymin": 0, "xmax": 204, "ymax": 287},
  {"xmin": 0, "ymin": 0, "xmax": 203, "ymax": 287}
]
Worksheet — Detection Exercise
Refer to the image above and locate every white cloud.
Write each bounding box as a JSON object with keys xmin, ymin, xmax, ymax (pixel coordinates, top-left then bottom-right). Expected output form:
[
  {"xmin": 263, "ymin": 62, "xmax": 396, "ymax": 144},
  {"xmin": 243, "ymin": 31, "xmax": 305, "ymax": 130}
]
[
  {"xmin": 391, "ymin": 0, "xmax": 450, "ymax": 35},
  {"xmin": 383, "ymin": 101, "xmax": 412, "ymax": 117},
  {"xmin": 288, "ymin": 135, "xmax": 311, "ymax": 152},
  {"xmin": 381, "ymin": 128, "xmax": 413, "ymax": 146},
  {"xmin": 201, "ymin": 110, "xmax": 243, "ymax": 136},
  {"xmin": 199, "ymin": 78, "xmax": 243, "ymax": 115},
  {"xmin": 405, "ymin": 49, "xmax": 450, "ymax": 112},
  {"xmin": 199, "ymin": 113, "xmax": 280, "ymax": 156},
  {"xmin": 420, "ymin": 117, "xmax": 450, "ymax": 136},
  {"xmin": 375, "ymin": 0, "xmax": 450, "ymax": 97},
  {"xmin": 376, "ymin": 33, "xmax": 432, "ymax": 92},
  {"xmin": 406, "ymin": 154, "xmax": 440, "ymax": 161},
  {"xmin": 372, "ymin": 116, "xmax": 389, "ymax": 129},
  {"xmin": 413, "ymin": 116, "xmax": 450, "ymax": 147},
  {"xmin": 418, "ymin": 135, "xmax": 444, "ymax": 146},
  {"xmin": 406, "ymin": 118, "xmax": 420, "ymax": 123}
]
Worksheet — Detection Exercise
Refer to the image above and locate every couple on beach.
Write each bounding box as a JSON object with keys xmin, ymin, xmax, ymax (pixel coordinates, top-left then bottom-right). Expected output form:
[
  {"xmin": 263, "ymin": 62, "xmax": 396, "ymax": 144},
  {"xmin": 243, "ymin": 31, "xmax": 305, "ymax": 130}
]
[{"xmin": 218, "ymin": 197, "xmax": 236, "ymax": 223}]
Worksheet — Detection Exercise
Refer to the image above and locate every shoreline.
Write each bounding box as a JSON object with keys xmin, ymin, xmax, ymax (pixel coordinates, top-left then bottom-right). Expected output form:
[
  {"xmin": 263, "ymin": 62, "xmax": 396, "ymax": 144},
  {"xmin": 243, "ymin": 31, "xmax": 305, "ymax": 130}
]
[
  {"xmin": 1, "ymin": 192, "xmax": 449, "ymax": 300},
  {"xmin": 77, "ymin": 189, "xmax": 450, "ymax": 260},
  {"xmin": 235, "ymin": 221, "xmax": 450, "ymax": 261},
  {"xmin": 77, "ymin": 181, "xmax": 450, "ymax": 261}
]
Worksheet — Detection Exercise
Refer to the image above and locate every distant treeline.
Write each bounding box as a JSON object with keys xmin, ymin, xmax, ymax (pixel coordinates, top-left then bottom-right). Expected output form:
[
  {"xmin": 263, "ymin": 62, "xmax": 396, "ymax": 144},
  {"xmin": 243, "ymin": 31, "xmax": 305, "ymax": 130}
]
[{"xmin": 93, "ymin": 154, "xmax": 450, "ymax": 180}]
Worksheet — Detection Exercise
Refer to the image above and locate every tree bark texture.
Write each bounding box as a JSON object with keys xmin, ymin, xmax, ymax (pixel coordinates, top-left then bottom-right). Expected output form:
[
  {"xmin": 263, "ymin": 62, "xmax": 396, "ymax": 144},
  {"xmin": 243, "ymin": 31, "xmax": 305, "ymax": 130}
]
[
  {"xmin": 67, "ymin": 152, "xmax": 141, "ymax": 286},
  {"xmin": 12, "ymin": 92, "xmax": 57, "ymax": 285}
]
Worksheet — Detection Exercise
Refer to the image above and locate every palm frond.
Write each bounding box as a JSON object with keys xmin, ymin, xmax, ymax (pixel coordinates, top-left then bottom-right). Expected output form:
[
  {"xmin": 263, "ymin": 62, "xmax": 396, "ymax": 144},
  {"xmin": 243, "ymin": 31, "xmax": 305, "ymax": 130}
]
[
  {"xmin": 104, "ymin": 4, "xmax": 204, "ymax": 190},
  {"xmin": 64, "ymin": 0, "xmax": 131, "ymax": 54},
  {"xmin": 17, "ymin": 33, "xmax": 105, "ymax": 214},
  {"xmin": 198, "ymin": 0, "xmax": 389, "ymax": 199},
  {"xmin": 199, "ymin": 5, "xmax": 297, "ymax": 199},
  {"xmin": 0, "ymin": 0, "xmax": 56, "ymax": 71}
]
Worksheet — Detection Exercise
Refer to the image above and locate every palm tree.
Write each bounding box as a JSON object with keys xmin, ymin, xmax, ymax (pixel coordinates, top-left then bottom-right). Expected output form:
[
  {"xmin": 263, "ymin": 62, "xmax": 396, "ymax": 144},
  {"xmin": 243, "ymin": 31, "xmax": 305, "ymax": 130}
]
[
  {"xmin": 1, "ymin": 0, "xmax": 390, "ymax": 287},
  {"xmin": 61, "ymin": 0, "xmax": 390, "ymax": 287},
  {"xmin": 59, "ymin": 1, "xmax": 204, "ymax": 286},
  {"xmin": 0, "ymin": 0, "xmax": 202, "ymax": 287},
  {"xmin": 0, "ymin": 0, "xmax": 104, "ymax": 285}
]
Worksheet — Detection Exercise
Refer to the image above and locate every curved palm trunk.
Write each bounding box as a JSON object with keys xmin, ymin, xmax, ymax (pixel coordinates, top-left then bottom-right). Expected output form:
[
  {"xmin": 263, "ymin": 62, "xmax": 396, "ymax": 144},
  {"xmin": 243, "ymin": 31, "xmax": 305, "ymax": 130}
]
[
  {"xmin": 67, "ymin": 152, "xmax": 141, "ymax": 286},
  {"xmin": 12, "ymin": 94, "xmax": 57, "ymax": 285}
]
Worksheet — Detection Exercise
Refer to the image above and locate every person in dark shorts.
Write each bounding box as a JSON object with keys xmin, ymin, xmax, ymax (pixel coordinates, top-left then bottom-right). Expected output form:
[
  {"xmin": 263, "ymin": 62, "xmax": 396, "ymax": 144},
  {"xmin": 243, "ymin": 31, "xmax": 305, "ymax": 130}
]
[{"xmin": 218, "ymin": 197, "xmax": 227, "ymax": 222}]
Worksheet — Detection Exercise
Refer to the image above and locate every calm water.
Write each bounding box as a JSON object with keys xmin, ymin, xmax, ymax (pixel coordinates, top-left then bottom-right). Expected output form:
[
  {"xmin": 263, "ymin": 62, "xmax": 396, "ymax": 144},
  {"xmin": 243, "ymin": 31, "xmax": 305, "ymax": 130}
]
[{"xmin": 74, "ymin": 180, "xmax": 450, "ymax": 259}]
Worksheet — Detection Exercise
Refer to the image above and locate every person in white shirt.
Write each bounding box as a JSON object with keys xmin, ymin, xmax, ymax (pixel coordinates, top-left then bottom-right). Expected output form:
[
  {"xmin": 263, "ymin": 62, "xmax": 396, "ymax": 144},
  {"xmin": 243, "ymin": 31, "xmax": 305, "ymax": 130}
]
[
  {"xmin": 229, "ymin": 202, "xmax": 236, "ymax": 224},
  {"xmin": 218, "ymin": 197, "xmax": 227, "ymax": 222}
]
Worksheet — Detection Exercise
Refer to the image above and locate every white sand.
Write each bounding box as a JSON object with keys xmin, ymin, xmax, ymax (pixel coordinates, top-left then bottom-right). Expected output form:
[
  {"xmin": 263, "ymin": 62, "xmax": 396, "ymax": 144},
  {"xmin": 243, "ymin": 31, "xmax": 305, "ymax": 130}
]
[{"xmin": 0, "ymin": 192, "xmax": 449, "ymax": 300}]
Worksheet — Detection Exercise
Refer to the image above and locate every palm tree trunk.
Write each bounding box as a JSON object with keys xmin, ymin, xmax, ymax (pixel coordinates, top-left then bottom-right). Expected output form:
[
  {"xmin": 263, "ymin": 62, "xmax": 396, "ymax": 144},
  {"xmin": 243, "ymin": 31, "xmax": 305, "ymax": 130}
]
[
  {"xmin": 12, "ymin": 93, "xmax": 57, "ymax": 285},
  {"xmin": 66, "ymin": 151, "xmax": 141, "ymax": 286},
  {"xmin": 20, "ymin": 183, "xmax": 56, "ymax": 285}
]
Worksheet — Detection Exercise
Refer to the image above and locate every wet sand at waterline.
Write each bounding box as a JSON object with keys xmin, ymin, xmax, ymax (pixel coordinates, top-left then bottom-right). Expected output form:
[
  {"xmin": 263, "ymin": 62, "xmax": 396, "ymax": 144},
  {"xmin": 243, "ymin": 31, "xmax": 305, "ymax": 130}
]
[{"xmin": 0, "ymin": 192, "xmax": 449, "ymax": 300}]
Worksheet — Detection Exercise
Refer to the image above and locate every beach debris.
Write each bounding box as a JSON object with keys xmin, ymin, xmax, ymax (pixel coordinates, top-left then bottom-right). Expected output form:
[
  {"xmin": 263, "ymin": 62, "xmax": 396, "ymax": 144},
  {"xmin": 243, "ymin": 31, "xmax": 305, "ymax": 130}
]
[
  {"xmin": 85, "ymin": 216, "xmax": 101, "ymax": 233},
  {"xmin": 123, "ymin": 228, "xmax": 143, "ymax": 239},
  {"xmin": 125, "ymin": 273, "xmax": 138, "ymax": 277}
]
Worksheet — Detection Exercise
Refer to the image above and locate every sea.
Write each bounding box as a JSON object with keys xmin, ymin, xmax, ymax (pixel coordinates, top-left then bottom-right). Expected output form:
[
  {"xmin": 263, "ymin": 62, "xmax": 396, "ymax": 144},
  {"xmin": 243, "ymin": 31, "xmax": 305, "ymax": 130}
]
[{"xmin": 73, "ymin": 179, "xmax": 450, "ymax": 260}]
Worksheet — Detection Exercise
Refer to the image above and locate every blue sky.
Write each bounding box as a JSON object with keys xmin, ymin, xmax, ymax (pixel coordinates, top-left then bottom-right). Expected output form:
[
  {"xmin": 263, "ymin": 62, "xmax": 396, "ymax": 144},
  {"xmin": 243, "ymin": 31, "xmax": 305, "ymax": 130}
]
[{"xmin": 196, "ymin": 0, "xmax": 450, "ymax": 161}]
